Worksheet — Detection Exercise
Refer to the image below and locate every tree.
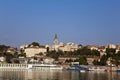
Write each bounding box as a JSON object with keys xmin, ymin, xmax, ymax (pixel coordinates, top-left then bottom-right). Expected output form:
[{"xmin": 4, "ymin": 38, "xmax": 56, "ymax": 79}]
[
  {"xmin": 100, "ymin": 55, "xmax": 108, "ymax": 65},
  {"xmin": 0, "ymin": 45, "xmax": 10, "ymax": 56},
  {"xmin": 106, "ymin": 48, "xmax": 116, "ymax": 57},
  {"xmin": 5, "ymin": 52, "xmax": 14, "ymax": 63},
  {"xmin": 57, "ymin": 50, "xmax": 64, "ymax": 56},
  {"xmin": 117, "ymin": 51, "xmax": 120, "ymax": 56},
  {"xmin": 65, "ymin": 59, "xmax": 73, "ymax": 63},
  {"xmin": 111, "ymin": 53, "xmax": 120, "ymax": 66},
  {"xmin": 75, "ymin": 57, "xmax": 88, "ymax": 65},
  {"xmin": 46, "ymin": 47, "xmax": 49, "ymax": 53},
  {"xmin": 13, "ymin": 59, "xmax": 20, "ymax": 63},
  {"xmin": 14, "ymin": 52, "xmax": 18, "ymax": 58},
  {"xmin": 75, "ymin": 47, "xmax": 91, "ymax": 56},
  {"xmin": 93, "ymin": 60, "xmax": 100, "ymax": 65},
  {"xmin": 18, "ymin": 53, "xmax": 26, "ymax": 57},
  {"xmin": 46, "ymin": 50, "xmax": 59, "ymax": 60},
  {"xmin": 91, "ymin": 50, "xmax": 100, "ymax": 56},
  {"xmin": 81, "ymin": 47, "xmax": 91, "ymax": 55},
  {"xmin": 29, "ymin": 42, "xmax": 40, "ymax": 47},
  {"xmin": 39, "ymin": 52, "xmax": 43, "ymax": 56},
  {"xmin": 34, "ymin": 56, "xmax": 37, "ymax": 60}
]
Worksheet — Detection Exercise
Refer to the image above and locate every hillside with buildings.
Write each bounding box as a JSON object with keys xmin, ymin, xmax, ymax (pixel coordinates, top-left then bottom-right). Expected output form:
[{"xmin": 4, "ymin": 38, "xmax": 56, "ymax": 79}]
[{"xmin": 0, "ymin": 34, "xmax": 120, "ymax": 67}]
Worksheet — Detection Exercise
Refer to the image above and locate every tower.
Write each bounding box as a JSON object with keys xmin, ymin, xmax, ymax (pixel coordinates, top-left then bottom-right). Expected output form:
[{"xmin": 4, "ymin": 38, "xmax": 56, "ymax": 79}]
[{"xmin": 54, "ymin": 34, "xmax": 58, "ymax": 45}]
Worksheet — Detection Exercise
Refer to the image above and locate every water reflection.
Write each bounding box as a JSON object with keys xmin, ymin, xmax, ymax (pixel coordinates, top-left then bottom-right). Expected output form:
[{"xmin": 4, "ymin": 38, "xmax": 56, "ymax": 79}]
[
  {"xmin": 79, "ymin": 71, "xmax": 120, "ymax": 80},
  {"xmin": 0, "ymin": 70, "xmax": 120, "ymax": 80}
]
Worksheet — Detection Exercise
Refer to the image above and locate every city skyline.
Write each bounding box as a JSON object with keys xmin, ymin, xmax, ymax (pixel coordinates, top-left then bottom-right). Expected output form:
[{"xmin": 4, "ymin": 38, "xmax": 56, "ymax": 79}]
[{"xmin": 0, "ymin": 0, "xmax": 120, "ymax": 47}]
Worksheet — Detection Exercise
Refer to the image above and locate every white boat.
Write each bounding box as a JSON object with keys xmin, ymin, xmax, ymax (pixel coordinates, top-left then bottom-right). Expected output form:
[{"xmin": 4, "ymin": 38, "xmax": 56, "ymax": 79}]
[
  {"xmin": 29, "ymin": 64, "xmax": 63, "ymax": 70},
  {"xmin": 80, "ymin": 70, "xmax": 86, "ymax": 73},
  {"xmin": 0, "ymin": 64, "xmax": 63, "ymax": 70},
  {"xmin": 88, "ymin": 67, "xmax": 106, "ymax": 72}
]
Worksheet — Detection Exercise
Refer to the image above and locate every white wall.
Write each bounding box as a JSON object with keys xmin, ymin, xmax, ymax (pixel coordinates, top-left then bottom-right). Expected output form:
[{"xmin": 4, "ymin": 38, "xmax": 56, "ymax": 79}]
[{"xmin": 25, "ymin": 48, "xmax": 46, "ymax": 57}]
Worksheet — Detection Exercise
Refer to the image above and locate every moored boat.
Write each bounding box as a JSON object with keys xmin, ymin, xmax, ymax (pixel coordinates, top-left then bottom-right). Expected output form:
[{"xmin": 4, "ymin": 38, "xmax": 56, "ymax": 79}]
[
  {"xmin": 29, "ymin": 64, "xmax": 63, "ymax": 70},
  {"xmin": 88, "ymin": 67, "xmax": 106, "ymax": 72},
  {"xmin": 66, "ymin": 65, "xmax": 88, "ymax": 72},
  {"xmin": 0, "ymin": 64, "xmax": 63, "ymax": 70},
  {"xmin": 116, "ymin": 69, "xmax": 120, "ymax": 72}
]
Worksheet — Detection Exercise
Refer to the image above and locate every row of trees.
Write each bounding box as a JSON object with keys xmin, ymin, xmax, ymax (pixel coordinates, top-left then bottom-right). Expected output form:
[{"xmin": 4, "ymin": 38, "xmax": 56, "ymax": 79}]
[
  {"xmin": 46, "ymin": 47, "xmax": 120, "ymax": 66},
  {"xmin": 93, "ymin": 48, "xmax": 120, "ymax": 66},
  {"xmin": 46, "ymin": 47, "xmax": 100, "ymax": 60},
  {"xmin": 0, "ymin": 44, "xmax": 27, "ymax": 63},
  {"xmin": 65, "ymin": 57, "xmax": 88, "ymax": 65},
  {"xmin": 1, "ymin": 42, "xmax": 120, "ymax": 66},
  {"xmin": 0, "ymin": 42, "xmax": 40, "ymax": 63}
]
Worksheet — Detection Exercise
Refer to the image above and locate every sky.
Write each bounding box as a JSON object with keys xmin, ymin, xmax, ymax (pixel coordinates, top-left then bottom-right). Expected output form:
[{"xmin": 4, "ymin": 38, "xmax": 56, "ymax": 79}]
[{"xmin": 0, "ymin": 0, "xmax": 120, "ymax": 47}]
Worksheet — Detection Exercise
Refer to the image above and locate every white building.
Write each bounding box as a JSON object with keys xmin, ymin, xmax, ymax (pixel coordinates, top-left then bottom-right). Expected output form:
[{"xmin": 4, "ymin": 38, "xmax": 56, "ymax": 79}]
[
  {"xmin": 87, "ymin": 45, "xmax": 98, "ymax": 50},
  {"xmin": 117, "ymin": 44, "xmax": 120, "ymax": 50},
  {"xmin": 107, "ymin": 44, "xmax": 116, "ymax": 49},
  {"xmin": 0, "ymin": 57, "xmax": 6, "ymax": 62},
  {"xmin": 24, "ymin": 47, "xmax": 46, "ymax": 57},
  {"xmin": 6, "ymin": 47, "xmax": 16, "ymax": 54},
  {"xmin": 43, "ymin": 58, "xmax": 54, "ymax": 64},
  {"xmin": 61, "ymin": 42, "xmax": 78, "ymax": 52},
  {"xmin": 47, "ymin": 42, "xmax": 78, "ymax": 52},
  {"xmin": 20, "ymin": 45, "xmax": 28, "ymax": 49},
  {"xmin": 46, "ymin": 34, "xmax": 79, "ymax": 52}
]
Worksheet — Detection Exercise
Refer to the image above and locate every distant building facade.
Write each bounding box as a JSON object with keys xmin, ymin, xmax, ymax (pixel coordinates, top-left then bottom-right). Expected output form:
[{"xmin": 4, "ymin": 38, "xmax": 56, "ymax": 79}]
[
  {"xmin": 20, "ymin": 45, "xmax": 46, "ymax": 57},
  {"xmin": 46, "ymin": 34, "xmax": 79, "ymax": 52},
  {"xmin": 107, "ymin": 44, "xmax": 116, "ymax": 49}
]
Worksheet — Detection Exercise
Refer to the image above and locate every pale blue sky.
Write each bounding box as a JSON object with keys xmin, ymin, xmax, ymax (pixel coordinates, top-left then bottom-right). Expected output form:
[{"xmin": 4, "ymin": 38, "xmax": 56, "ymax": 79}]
[{"xmin": 0, "ymin": 0, "xmax": 120, "ymax": 47}]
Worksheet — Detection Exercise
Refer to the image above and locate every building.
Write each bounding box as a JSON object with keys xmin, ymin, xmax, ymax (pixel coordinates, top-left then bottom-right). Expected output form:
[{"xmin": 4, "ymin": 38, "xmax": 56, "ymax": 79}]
[
  {"xmin": 47, "ymin": 34, "xmax": 79, "ymax": 52},
  {"xmin": 0, "ymin": 57, "xmax": 5, "ymax": 62},
  {"xmin": 24, "ymin": 47, "xmax": 46, "ymax": 57},
  {"xmin": 59, "ymin": 42, "xmax": 78, "ymax": 52},
  {"xmin": 98, "ymin": 46, "xmax": 106, "ymax": 57},
  {"xmin": 58, "ymin": 56, "xmax": 79, "ymax": 63},
  {"xmin": 20, "ymin": 45, "xmax": 28, "ymax": 50},
  {"xmin": 6, "ymin": 47, "xmax": 17, "ymax": 54},
  {"xmin": 20, "ymin": 45, "xmax": 46, "ymax": 57},
  {"xmin": 117, "ymin": 44, "xmax": 120, "ymax": 49},
  {"xmin": 107, "ymin": 44, "xmax": 116, "ymax": 49},
  {"xmin": 43, "ymin": 57, "xmax": 55, "ymax": 64},
  {"xmin": 87, "ymin": 45, "xmax": 98, "ymax": 50},
  {"xmin": 54, "ymin": 34, "xmax": 58, "ymax": 45}
]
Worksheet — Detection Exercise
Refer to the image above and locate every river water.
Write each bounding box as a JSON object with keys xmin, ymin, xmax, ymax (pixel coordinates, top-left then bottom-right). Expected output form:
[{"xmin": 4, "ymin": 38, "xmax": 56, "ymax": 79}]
[{"xmin": 0, "ymin": 70, "xmax": 120, "ymax": 80}]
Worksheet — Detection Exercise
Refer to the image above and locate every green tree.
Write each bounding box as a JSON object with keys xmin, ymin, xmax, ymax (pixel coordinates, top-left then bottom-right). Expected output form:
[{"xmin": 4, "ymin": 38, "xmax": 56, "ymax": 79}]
[
  {"xmin": 14, "ymin": 52, "xmax": 18, "ymax": 58},
  {"xmin": 91, "ymin": 50, "xmax": 100, "ymax": 56},
  {"xmin": 13, "ymin": 59, "xmax": 20, "ymax": 63},
  {"xmin": 46, "ymin": 47, "xmax": 49, "ymax": 53},
  {"xmin": 81, "ymin": 47, "xmax": 91, "ymax": 55},
  {"xmin": 106, "ymin": 48, "xmax": 116, "ymax": 57},
  {"xmin": 0, "ymin": 45, "xmax": 10, "ymax": 56},
  {"xmin": 29, "ymin": 42, "xmax": 40, "ymax": 47},
  {"xmin": 34, "ymin": 56, "xmax": 37, "ymax": 60},
  {"xmin": 111, "ymin": 53, "xmax": 120, "ymax": 66},
  {"xmin": 117, "ymin": 51, "xmax": 120, "ymax": 56},
  {"xmin": 65, "ymin": 59, "xmax": 73, "ymax": 63},
  {"xmin": 18, "ymin": 53, "xmax": 26, "ymax": 57},
  {"xmin": 100, "ymin": 55, "xmax": 108, "ymax": 65},
  {"xmin": 93, "ymin": 60, "xmax": 100, "ymax": 65},
  {"xmin": 39, "ymin": 52, "xmax": 43, "ymax": 56},
  {"xmin": 75, "ymin": 57, "xmax": 88, "ymax": 65},
  {"xmin": 5, "ymin": 52, "xmax": 14, "ymax": 63},
  {"xmin": 57, "ymin": 50, "xmax": 64, "ymax": 56},
  {"xmin": 46, "ymin": 50, "xmax": 59, "ymax": 60}
]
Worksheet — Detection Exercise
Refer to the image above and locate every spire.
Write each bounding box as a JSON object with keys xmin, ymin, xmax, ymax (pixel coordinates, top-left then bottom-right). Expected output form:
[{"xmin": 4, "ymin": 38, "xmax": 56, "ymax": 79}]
[
  {"xmin": 54, "ymin": 34, "xmax": 58, "ymax": 45},
  {"xmin": 54, "ymin": 34, "xmax": 58, "ymax": 40}
]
